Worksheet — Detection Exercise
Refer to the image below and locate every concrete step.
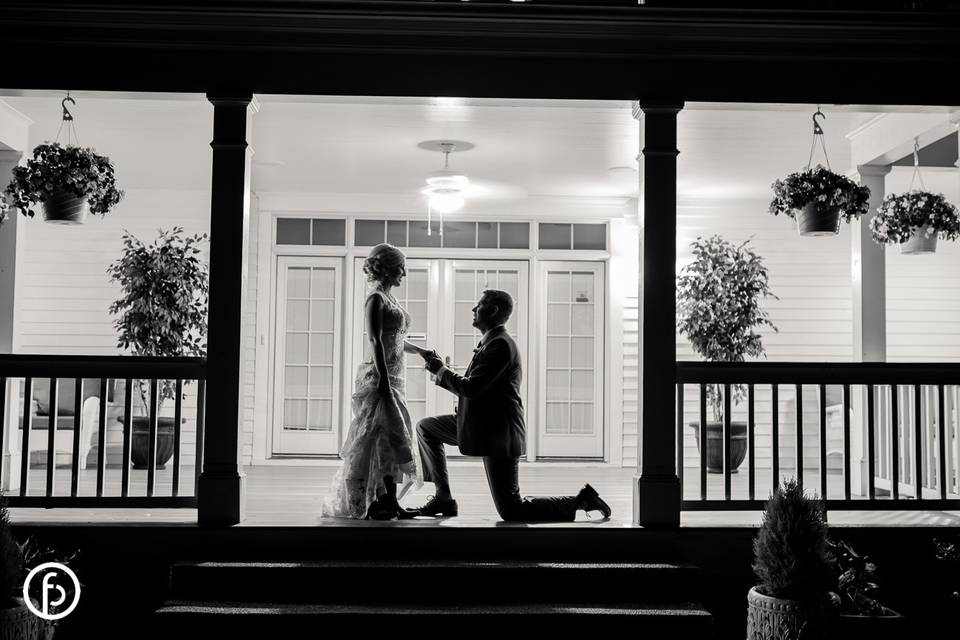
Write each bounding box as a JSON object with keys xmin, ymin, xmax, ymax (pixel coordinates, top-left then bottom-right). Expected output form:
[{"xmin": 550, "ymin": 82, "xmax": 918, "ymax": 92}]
[{"xmin": 168, "ymin": 560, "xmax": 701, "ymax": 604}]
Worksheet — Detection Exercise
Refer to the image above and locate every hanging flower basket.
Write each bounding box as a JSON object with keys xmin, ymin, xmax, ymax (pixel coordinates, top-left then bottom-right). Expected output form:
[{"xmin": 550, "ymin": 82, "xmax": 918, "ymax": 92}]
[
  {"xmin": 870, "ymin": 191, "xmax": 959, "ymax": 255},
  {"xmin": 2, "ymin": 142, "xmax": 123, "ymax": 225},
  {"xmin": 769, "ymin": 165, "xmax": 871, "ymax": 237}
]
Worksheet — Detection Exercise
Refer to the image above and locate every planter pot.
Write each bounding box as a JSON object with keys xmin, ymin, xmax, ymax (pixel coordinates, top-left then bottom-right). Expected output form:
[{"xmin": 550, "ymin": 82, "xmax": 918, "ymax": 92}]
[
  {"xmin": 130, "ymin": 416, "xmax": 177, "ymax": 469},
  {"xmin": 0, "ymin": 598, "xmax": 55, "ymax": 640},
  {"xmin": 41, "ymin": 188, "xmax": 89, "ymax": 225},
  {"xmin": 689, "ymin": 421, "xmax": 748, "ymax": 473},
  {"xmin": 832, "ymin": 608, "xmax": 905, "ymax": 640},
  {"xmin": 900, "ymin": 225, "xmax": 938, "ymax": 255},
  {"xmin": 747, "ymin": 587, "xmax": 831, "ymax": 640},
  {"xmin": 795, "ymin": 203, "xmax": 841, "ymax": 237}
]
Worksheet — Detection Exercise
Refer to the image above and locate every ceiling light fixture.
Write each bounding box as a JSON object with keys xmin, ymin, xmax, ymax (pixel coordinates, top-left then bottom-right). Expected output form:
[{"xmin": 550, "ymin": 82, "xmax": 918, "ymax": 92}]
[{"xmin": 420, "ymin": 141, "xmax": 471, "ymax": 236}]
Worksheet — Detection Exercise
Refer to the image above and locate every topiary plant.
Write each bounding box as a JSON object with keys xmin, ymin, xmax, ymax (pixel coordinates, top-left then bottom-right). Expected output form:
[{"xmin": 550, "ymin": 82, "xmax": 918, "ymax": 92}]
[{"xmin": 753, "ymin": 478, "xmax": 836, "ymax": 600}]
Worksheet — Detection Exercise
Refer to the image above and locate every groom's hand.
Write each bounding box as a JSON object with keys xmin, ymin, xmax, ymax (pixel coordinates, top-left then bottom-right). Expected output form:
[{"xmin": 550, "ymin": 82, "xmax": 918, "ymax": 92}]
[{"xmin": 424, "ymin": 354, "xmax": 444, "ymax": 374}]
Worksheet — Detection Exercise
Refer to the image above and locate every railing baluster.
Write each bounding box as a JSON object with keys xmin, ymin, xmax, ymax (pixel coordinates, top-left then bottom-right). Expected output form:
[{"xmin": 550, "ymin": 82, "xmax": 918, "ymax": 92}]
[
  {"xmin": 20, "ymin": 377, "xmax": 33, "ymax": 496},
  {"xmin": 938, "ymin": 384, "xmax": 947, "ymax": 501},
  {"xmin": 173, "ymin": 379, "xmax": 183, "ymax": 498},
  {"xmin": 867, "ymin": 384, "xmax": 876, "ymax": 500},
  {"xmin": 843, "ymin": 384, "xmax": 851, "ymax": 501},
  {"xmin": 795, "ymin": 383, "xmax": 803, "ymax": 491},
  {"xmin": 748, "ymin": 383, "xmax": 755, "ymax": 501},
  {"xmin": 147, "ymin": 378, "xmax": 159, "ymax": 498},
  {"xmin": 723, "ymin": 383, "xmax": 732, "ymax": 500},
  {"xmin": 96, "ymin": 378, "xmax": 108, "ymax": 497},
  {"xmin": 772, "ymin": 384, "xmax": 780, "ymax": 492},
  {"xmin": 121, "ymin": 378, "xmax": 133, "ymax": 497},
  {"xmin": 891, "ymin": 384, "xmax": 899, "ymax": 500},
  {"xmin": 46, "ymin": 377, "xmax": 58, "ymax": 497},
  {"xmin": 914, "ymin": 383, "xmax": 923, "ymax": 501},
  {"xmin": 70, "ymin": 378, "xmax": 83, "ymax": 497},
  {"xmin": 0, "ymin": 377, "xmax": 6, "ymax": 486},
  {"xmin": 699, "ymin": 383, "xmax": 707, "ymax": 500},
  {"xmin": 819, "ymin": 383, "xmax": 827, "ymax": 500},
  {"xmin": 194, "ymin": 378, "xmax": 206, "ymax": 496}
]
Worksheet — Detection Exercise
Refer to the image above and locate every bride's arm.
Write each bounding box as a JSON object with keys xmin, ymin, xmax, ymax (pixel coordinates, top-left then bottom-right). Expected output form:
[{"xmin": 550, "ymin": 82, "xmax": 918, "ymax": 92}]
[
  {"xmin": 365, "ymin": 294, "xmax": 392, "ymax": 396},
  {"xmin": 403, "ymin": 340, "xmax": 427, "ymax": 356}
]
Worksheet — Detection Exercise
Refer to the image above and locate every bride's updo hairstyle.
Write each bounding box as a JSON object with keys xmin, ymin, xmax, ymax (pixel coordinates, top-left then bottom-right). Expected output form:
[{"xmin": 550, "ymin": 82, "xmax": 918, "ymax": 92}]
[{"xmin": 363, "ymin": 243, "xmax": 406, "ymax": 286}]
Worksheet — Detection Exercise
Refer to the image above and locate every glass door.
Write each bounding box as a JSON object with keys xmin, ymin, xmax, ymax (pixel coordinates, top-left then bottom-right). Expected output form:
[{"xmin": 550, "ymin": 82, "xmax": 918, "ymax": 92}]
[
  {"xmin": 538, "ymin": 262, "xmax": 605, "ymax": 458},
  {"xmin": 272, "ymin": 257, "xmax": 343, "ymax": 455}
]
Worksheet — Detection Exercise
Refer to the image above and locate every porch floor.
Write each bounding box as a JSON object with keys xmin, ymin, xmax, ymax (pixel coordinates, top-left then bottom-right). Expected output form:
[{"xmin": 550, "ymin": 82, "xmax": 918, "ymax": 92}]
[{"xmin": 6, "ymin": 462, "xmax": 960, "ymax": 527}]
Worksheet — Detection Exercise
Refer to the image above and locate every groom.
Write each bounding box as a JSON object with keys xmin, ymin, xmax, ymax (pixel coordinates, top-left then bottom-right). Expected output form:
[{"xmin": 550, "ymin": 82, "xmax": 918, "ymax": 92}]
[{"xmin": 415, "ymin": 288, "xmax": 611, "ymax": 522}]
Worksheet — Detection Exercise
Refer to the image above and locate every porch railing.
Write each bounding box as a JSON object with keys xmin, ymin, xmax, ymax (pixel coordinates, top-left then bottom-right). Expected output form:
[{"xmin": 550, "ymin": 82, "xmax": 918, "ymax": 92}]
[
  {"xmin": 676, "ymin": 362, "xmax": 960, "ymax": 512},
  {"xmin": 0, "ymin": 355, "xmax": 206, "ymax": 508}
]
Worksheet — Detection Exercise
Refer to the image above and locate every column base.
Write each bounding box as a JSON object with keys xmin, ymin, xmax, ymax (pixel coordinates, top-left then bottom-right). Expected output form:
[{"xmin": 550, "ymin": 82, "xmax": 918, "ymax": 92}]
[
  {"xmin": 198, "ymin": 470, "xmax": 247, "ymax": 526},
  {"xmin": 633, "ymin": 473, "xmax": 680, "ymax": 528}
]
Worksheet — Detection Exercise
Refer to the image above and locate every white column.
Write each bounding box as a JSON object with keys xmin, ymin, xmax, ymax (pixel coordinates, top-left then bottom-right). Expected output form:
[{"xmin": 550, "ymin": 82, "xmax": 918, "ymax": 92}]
[
  {"xmin": 850, "ymin": 164, "xmax": 890, "ymax": 496},
  {"xmin": 0, "ymin": 149, "xmax": 23, "ymax": 490}
]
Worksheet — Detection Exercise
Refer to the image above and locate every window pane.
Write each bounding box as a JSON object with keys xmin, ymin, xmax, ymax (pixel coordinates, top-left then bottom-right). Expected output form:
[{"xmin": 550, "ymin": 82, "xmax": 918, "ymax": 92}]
[
  {"xmin": 407, "ymin": 269, "xmax": 428, "ymax": 300},
  {"xmin": 286, "ymin": 301, "xmax": 309, "ymax": 330},
  {"xmin": 405, "ymin": 369, "xmax": 426, "ymax": 400},
  {"xmin": 407, "ymin": 301, "xmax": 427, "ymax": 334},
  {"xmin": 539, "ymin": 223, "xmax": 571, "ymax": 250},
  {"xmin": 408, "ymin": 220, "xmax": 442, "ymax": 247},
  {"xmin": 443, "ymin": 221, "xmax": 476, "ymax": 248},
  {"xmin": 309, "ymin": 367, "xmax": 333, "ymax": 397},
  {"xmin": 311, "ymin": 219, "xmax": 345, "ymax": 246},
  {"xmin": 387, "ymin": 220, "xmax": 407, "ymax": 246},
  {"xmin": 287, "ymin": 267, "xmax": 310, "ymax": 298},
  {"xmin": 455, "ymin": 302, "xmax": 475, "ymax": 332},
  {"xmin": 277, "ymin": 218, "xmax": 311, "ymax": 245},
  {"xmin": 284, "ymin": 399, "xmax": 307, "ymax": 430},
  {"xmin": 284, "ymin": 366, "xmax": 308, "ymax": 397},
  {"xmin": 310, "ymin": 301, "xmax": 335, "ymax": 331},
  {"xmin": 570, "ymin": 403, "xmax": 594, "ymax": 434},
  {"xmin": 407, "ymin": 401, "xmax": 426, "ymax": 430},
  {"xmin": 571, "ymin": 337, "xmax": 594, "ymax": 368},
  {"xmin": 547, "ymin": 370, "xmax": 570, "ymax": 402},
  {"xmin": 546, "ymin": 304, "xmax": 570, "ymax": 334},
  {"xmin": 546, "ymin": 272, "xmax": 569, "ymax": 303},
  {"xmin": 497, "ymin": 271, "xmax": 519, "ymax": 297},
  {"xmin": 500, "ymin": 223, "xmax": 530, "ymax": 249},
  {"xmin": 573, "ymin": 224, "xmax": 606, "ymax": 250},
  {"xmin": 455, "ymin": 271, "xmax": 476, "ymax": 300},
  {"xmin": 310, "ymin": 268, "xmax": 336, "ymax": 298},
  {"xmin": 355, "ymin": 220, "xmax": 385, "ymax": 246},
  {"xmin": 571, "ymin": 272, "xmax": 594, "ymax": 302},
  {"xmin": 308, "ymin": 400, "xmax": 333, "ymax": 431},
  {"xmin": 285, "ymin": 333, "xmax": 308, "ymax": 364},
  {"xmin": 546, "ymin": 337, "xmax": 570, "ymax": 368},
  {"xmin": 571, "ymin": 371, "xmax": 594, "ymax": 401},
  {"xmin": 309, "ymin": 334, "xmax": 334, "ymax": 365},
  {"xmin": 477, "ymin": 222, "xmax": 498, "ymax": 248},
  {"xmin": 545, "ymin": 403, "xmax": 569, "ymax": 434},
  {"xmin": 572, "ymin": 305, "xmax": 594, "ymax": 335}
]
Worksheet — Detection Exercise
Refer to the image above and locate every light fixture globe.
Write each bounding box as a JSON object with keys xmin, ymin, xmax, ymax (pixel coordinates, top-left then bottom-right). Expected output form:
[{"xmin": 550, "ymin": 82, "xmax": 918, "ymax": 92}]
[{"xmin": 426, "ymin": 188, "xmax": 465, "ymax": 214}]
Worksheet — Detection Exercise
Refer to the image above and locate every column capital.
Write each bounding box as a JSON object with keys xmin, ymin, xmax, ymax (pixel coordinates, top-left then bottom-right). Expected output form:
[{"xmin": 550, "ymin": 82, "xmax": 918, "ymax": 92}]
[
  {"xmin": 856, "ymin": 164, "xmax": 892, "ymax": 178},
  {"xmin": 631, "ymin": 101, "xmax": 685, "ymax": 120},
  {"xmin": 206, "ymin": 92, "xmax": 254, "ymax": 106}
]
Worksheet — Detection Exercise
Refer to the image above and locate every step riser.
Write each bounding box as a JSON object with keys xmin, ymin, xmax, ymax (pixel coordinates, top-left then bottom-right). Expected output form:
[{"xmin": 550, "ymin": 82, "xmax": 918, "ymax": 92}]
[{"xmin": 169, "ymin": 567, "xmax": 699, "ymax": 604}]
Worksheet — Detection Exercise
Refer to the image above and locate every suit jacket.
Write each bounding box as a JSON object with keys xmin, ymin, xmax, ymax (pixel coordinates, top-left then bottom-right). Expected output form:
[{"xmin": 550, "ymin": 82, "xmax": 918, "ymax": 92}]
[{"xmin": 436, "ymin": 325, "xmax": 525, "ymax": 457}]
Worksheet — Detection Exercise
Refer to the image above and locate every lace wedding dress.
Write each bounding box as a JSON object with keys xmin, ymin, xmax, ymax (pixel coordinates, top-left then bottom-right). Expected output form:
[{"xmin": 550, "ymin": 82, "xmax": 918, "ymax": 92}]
[{"xmin": 321, "ymin": 289, "xmax": 422, "ymax": 518}]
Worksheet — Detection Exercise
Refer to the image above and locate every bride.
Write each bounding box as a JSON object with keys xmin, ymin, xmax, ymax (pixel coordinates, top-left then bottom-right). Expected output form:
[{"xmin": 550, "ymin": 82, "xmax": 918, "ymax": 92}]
[{"xmin": 321, "ymin": 243, "xmax": 427, "ymax": 520}]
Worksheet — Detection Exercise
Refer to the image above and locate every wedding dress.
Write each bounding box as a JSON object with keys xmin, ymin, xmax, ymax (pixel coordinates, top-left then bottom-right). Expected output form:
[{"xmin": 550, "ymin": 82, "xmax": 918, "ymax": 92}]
[{"xmin": 321, "ymin": 289, "xmax": 422, "ymax": 518}]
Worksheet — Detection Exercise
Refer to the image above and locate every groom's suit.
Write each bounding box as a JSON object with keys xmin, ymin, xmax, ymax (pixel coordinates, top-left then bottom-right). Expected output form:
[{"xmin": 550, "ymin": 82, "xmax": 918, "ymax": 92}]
[{"xmin": 417, "ymin": 325, "xmax": 579, "ymax": 522}]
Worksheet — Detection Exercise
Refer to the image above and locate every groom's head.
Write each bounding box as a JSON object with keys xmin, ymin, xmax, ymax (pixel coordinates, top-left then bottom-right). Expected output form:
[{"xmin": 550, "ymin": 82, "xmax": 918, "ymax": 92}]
[{"xmin": 473, "ymin": 289, "xmax": 514, "ymax": 332}]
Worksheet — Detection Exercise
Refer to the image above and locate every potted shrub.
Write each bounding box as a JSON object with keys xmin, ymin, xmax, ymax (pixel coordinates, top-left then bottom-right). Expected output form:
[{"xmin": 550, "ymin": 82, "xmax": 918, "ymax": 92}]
[
  {"xmin": 677, "ymin": 235, "xmax": 778, "ymax": 473},
  {"xmin": 1, "ymin": 492, "xmax": 78, "ymax": 639},
  {"xmin": 107, "ymin": 227, "xmax": 209, "ymax": 468},
  {"xmin": 769, "ymin": 165, "xmax": 871, "ymax": 236},
  {"xmin": 869, "ymin": 191, "xmax": 960, "ymax": 255},
  {"xmin": 2, "ymin": 142, "xmax": 123, "ymax": 225},
  {"xmin": 748, "ymin": 479, "xmax": 837, "ymax": 640},
  {"xmin": 828, "ymin": 538, "xmax": 905, "ymax": 638}
]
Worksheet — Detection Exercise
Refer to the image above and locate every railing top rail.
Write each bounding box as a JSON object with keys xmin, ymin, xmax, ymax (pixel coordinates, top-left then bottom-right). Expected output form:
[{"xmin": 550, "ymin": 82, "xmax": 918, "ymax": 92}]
[
  {"xmin": 676, "ymin": 361, "xmax": 960, "ymax": 385},
  {"xmin": 0, "ymin": 355, "xmax": 207, "ymax": 380}
]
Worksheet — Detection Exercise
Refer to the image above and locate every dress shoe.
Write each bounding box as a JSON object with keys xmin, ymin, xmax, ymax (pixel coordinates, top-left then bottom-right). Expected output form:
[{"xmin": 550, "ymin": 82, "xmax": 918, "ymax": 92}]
[
  {"xmin": 364, "ymin": 498, "xmax": 420, "ymax": 521},
  {"xmin": 576, "ymin": 483, "xmax": 611, "ymax": 519},
  {"xmin": 416, "ymin": 495, "xmax": 459, "ymax": 517}
]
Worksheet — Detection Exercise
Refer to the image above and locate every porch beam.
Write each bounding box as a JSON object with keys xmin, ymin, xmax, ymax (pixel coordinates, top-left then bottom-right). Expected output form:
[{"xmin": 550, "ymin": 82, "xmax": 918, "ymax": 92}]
[
  {"xmin": 634, "ymin": 102, "xmax": 683, "ymax": 528},
  {"xmin": 198, "ymin": 93, "xmax": 255, "ymax": 526}
]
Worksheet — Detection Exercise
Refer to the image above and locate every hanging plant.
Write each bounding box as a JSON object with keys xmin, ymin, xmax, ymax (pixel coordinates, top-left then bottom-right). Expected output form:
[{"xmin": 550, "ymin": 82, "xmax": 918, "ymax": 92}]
[
  {"xmin": 769, "ymin": 107, "xmax": 871, "ymax": 236},
  {"xmin": 870, "ymin": 191, "xmax": 960, "ymax": 254},
  {"xmin": 3, "ymin": 142, "xmax": 124, "ymax": 224}
]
